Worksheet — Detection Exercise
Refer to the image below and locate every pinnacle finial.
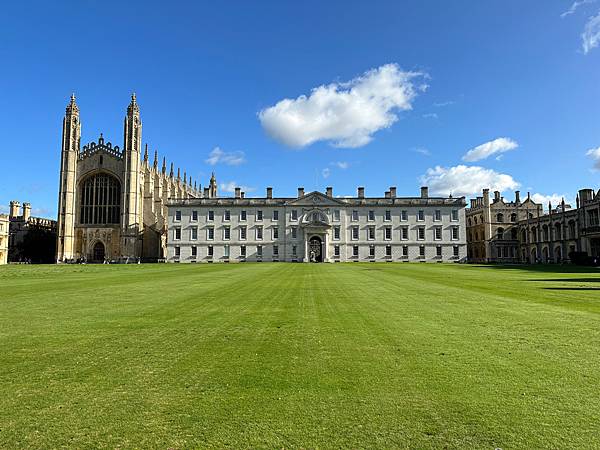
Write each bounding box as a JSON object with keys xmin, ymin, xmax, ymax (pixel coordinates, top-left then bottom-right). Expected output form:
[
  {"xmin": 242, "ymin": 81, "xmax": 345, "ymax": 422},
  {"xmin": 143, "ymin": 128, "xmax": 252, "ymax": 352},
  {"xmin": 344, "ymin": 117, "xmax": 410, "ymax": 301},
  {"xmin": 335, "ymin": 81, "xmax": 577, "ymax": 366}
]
[
  {"xmin": 70, "ymin": 93, "xmax": 76, "ymax": 103},
  {"xmin": 66, "ymin": 93, "xmax": 79, "ymax": 114},
  {"xmin": 131, "ymin": 92, "xmax": 137, "ymax": 103},
  {"xmin": 153, "ymin": 150, "xmax": 158, "ymax": 168},
  {"xmin": 170, "ymin": 162, "xmax": 174, "ymax": 178},
  {"xmin": 177, "ymin": 167, "xmax": 181, "ymax": 180},
  {"xmin": 162, "ymin": 157, "xmax": 166, "ymax": 173},
  {"xmin": 143, "ymin": 144, "xmax": 148, "ymax": 161}
]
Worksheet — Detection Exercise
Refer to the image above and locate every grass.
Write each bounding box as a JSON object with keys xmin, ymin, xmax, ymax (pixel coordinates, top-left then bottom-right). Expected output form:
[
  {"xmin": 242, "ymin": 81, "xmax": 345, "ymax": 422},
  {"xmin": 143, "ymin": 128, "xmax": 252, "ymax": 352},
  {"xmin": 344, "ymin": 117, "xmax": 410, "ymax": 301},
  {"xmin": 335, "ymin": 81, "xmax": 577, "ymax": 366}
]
[{"xmin": 1, "ymin": 262, "xmax": 600, "ymax": 448}]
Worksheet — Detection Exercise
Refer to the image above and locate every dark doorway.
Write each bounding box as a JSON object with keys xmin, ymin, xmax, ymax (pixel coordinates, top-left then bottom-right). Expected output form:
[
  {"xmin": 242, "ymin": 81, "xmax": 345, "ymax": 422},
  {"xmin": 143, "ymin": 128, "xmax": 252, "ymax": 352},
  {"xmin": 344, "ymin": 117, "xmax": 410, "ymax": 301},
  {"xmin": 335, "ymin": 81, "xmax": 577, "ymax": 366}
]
[
  {"xmin": 309, "ymin": 236, "xmax": 323, "ymax": 262},
  {"xmin": 93, "ymin": 241, "xmax": 105, "ymax": 262}
]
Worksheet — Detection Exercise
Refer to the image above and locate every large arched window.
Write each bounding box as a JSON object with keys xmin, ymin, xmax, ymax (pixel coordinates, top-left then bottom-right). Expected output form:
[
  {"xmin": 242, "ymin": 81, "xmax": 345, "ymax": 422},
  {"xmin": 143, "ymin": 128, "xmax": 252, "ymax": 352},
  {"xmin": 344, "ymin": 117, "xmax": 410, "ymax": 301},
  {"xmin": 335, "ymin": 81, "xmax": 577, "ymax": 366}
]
[{"xmin": 79, "ymin": 173, "xmax": 121, "ymax": 225}]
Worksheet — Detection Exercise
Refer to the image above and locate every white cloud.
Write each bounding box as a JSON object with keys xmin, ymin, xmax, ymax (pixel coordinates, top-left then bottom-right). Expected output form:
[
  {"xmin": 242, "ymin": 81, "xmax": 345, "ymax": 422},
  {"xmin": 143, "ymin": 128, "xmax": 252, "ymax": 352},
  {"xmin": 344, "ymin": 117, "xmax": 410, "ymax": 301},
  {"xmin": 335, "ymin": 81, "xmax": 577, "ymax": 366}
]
[
  {"xmin": 422, "ymin": 113, "xmax": 438, "ymax": 119},
  {"xmin": 258, "ymin": 63, "xmax": 425, "ymax": 148},
  {"xmin": 561, "ymin": 0, "xmax": 596, "ymax": 18},
  {"xmin": 413, "ymin": 147, "xmax": 431, "ymax": 156},
  {"xmin": 586, "ymin": 146, "xmax": 600, "ymax": 169},
  {"xmin": 434, "ymin": 100, "xmax": 455, "ymax": 107},
  {"xmin": 205, "ymin": 146, "xmax": 246, "ymax": 166},
  {"xmin": 220, "ymin": 181, "xmax": 255, "ymax": 194},
  {"xmin": 531, "ymin": 193, "xmax": 572, "ymax": 208},
  {"xmin": 322, "ymin": 168, "xmax": 331, "ymax": 179},
  {"xmin": 583, "ymin": 11, "xmax": 600, "ymax": 53},
  {"xmin": 420, "ymin": 165, "xmax": 519, "ymax": 197},
  {"xmin": 462, "ymin": 137, "xmax": 518, "ymax": 162},
  {"xmin": 332, "ymin": 161, "xmax": 349, "ymax": 169}
]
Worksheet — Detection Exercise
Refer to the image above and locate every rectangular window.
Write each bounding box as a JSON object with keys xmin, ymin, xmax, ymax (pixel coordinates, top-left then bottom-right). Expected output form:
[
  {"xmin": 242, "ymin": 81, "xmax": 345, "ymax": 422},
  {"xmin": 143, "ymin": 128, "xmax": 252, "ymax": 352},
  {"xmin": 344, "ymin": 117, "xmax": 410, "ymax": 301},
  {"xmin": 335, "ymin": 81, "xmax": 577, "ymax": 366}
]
[
  {"xmin": 174, "ymin": 227, "xmax": 181, "ymax": 240},
  {"xmin": 175, "ymin": 210, "xmax": 181, "ymax": 221},
  {"xmin": 207, "ymin": 227, "xmax": 214, "ymax": 240},
  {"xmin": 292, "ymin": 245, "xmax": 297, "ymax": 256},
  {"xmin": 272, "ymin": 210, "xmax": 279, "ymax": 221},
  {"xmin": 334, "ymin": 226, "xmax": 340, "ymax": 240},
  {"xmin": 241, "ymin": 245, "xmax": 246, "ymax": 257},
  {"xmin": 452, "ymin": 226, "xmax": 459, "ymax": 240},
  {"xmin": 224, "ymin": 210, "xmax": 231, "ymax": 221},
  {"xmin": 418, "ymin": 227, "xmax": 425, "ymax": 241},
  {"xmin": 385, "ymin": 210, "xmax": 391, "ymax": 221},
  {"xmin": 434, "ymin": 210, "xmax": 441, "ymax": 222},
  {"xmin": 192, "ymin": 210, "xmax": 198, "ymax": 221},
  {"xmin": 208, "ymin": 210, "xmax": 214, "ymax": 221},
  {"xmin": 402, "ymin": 245, "xmax": 408, "ymax": 257},
  {"xmin": 436, "ymin": 245, "xmax": 442, "ymax": 257},
  {"xmin": 419, "ymin": 245, "xmax": 425, "ymax": 257},
  {"xmin": 256, "ymin": 226, "xmax": 263, "ymax": 240},
  {"xmin": 291, "ymin": 210, "xmax": 298, "ymax": 221},
  {"xmin": 385, "ymin": 227, "xmax": 392, "ymax": 240},
  {"xmin": 352, "ymin": 210, "xmax": 359, "ymax": 221},
  {"xmin": 386, "ymin": 245, "xmax": 392, "ymax": 257},
  {"xmin": 369, "ymin": 245, "xmax": 375, "ymax": 257},
  {"xmin": 333, "ymin": 209, "xmax": 341, "ymax": 221},
  {"xmin": 191, "ymin": 246, "xmax": 197, "ymax": 257},
  {"xmin": 352, "ymin": 226, "xmax": 359, "ymax": 240},
  {"xmin": 175, "ymin": 246, "xmax": 180, "ymax": 257},
  {"xmin": 334, "ymin": 245, "xmax": 340, "ymax": 256},
  {"xmin": 240, "ymin": 210, "xmax": 247, "ymax": 221},
  {"xmin": 257, "ymin": 245, "xmax": 263, "ymax": 257},
  {"xmin": 368, "ymin": 210, "xmax": 375, "ymax": 221},
  {"xmin": 291, "ymin": 227, "xmax": 297, "ymax": 239},
  {"xmin": 272, "ymin": 227, "xmax": 279, "ymax": 239},
  {"xmin": 401, "ymin": 210, "xmax": 408, "ymax": 221},
  {"xmin": 451, "ymin": 209, "xmax": 459, "ymax": 222},
  {"xmin": 240, "ymin": 226, "xmax": 247, "ymax": 240},
  {"xmin": 434, "ymin": 226, "xmax": 442, "ymax": 240},
  {"xmin": 273, "ymin": 245, "xmax": 279, "ymax": 256},
  {"xmin": 191, "ymin": 226, "xmax": 198, "ymax": 240},
  {"xmin": 224, "ymin": 226, "xmax": 231, "ymax": 240},
  {"xmin": 208, "ymin": 245, "xmax": 214, "ymax": 257},
  {"xmin": 401, "ymin": 227, "xmax": 408, "ymax": 240},
  {"xmin": 353, "ymin": 245, "xmax": 359, "ymax": 257},
  {"xmin": 257, "ymin": 210, "xmax": 263, "ymax": 221},
  {"xmin": 453, "ymin": 245, "xmax": 460, "ymax": 257},
  {"xmin": 224, "ymin": 245, "xmax": 230, "ymax": 258},
  {"xmin": 418, "ymin": 210, "xmax": 425, "ymax": 221},
  {"xmin": 368, "ymin": 226, "xmax": 375, "ymax": 240}
]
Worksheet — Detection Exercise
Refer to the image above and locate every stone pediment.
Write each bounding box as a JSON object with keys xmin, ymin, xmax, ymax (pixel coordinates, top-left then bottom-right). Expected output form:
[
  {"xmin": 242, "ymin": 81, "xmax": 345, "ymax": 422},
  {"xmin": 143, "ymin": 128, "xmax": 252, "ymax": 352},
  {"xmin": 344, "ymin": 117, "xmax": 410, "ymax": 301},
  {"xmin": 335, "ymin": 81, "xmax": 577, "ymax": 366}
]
[
  {"xmin": 285, "ymin": 191, "xmax": 346, "ymax": 206},
  {"xmin": 79, "ymin": 134, "xmax": 123, "ymax": 161}
]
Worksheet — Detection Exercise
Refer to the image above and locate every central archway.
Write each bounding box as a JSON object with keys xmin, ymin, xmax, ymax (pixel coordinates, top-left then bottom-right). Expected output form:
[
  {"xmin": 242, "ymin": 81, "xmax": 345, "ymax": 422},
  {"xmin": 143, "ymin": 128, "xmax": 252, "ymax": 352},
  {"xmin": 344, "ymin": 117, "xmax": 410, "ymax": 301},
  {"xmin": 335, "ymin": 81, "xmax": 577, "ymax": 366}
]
[
  {"xmin": 308, "ymin": 236, "xmax": 323, "ymax": 263},
  {"xmin": 92, "ymin": 241, "xmax": 105, "ymax": 262}
]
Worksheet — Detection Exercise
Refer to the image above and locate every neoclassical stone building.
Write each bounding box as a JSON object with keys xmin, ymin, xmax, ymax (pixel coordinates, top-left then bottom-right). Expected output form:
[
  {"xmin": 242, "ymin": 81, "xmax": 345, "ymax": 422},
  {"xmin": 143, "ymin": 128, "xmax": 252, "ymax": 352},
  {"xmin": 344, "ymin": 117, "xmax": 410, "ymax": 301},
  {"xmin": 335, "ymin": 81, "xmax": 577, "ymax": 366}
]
[
  {"xmin": 466, "ymin": 189, "xmax": 541, "ymax": 263},
  {"xmin": 56, "ymin": 94, "xmax": 210, "ymax": 262},
  {"xmin": 0, "ymin": 214, "xmax": 8, "ymax": 265},
  {"xmin": 166, "ymin": 186, "xmax": 467, "ymax": 263}
]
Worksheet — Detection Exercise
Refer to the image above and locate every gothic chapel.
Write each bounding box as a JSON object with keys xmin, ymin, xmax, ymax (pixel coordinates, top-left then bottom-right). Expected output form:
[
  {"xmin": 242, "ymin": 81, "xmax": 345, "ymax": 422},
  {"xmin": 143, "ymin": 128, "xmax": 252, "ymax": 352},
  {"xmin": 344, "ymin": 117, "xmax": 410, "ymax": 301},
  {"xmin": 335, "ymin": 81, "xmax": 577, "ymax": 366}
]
[{"xmin": 56, "ymin": 94, "xmax": 215, "ymax": 262}]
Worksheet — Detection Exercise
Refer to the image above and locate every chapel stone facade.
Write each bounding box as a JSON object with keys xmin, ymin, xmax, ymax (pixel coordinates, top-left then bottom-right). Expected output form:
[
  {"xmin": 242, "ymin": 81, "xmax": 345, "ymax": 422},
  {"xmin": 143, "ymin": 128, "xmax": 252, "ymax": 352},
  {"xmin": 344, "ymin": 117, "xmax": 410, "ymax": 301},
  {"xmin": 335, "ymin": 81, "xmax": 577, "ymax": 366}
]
[{"xmin": 56, "ymin": 94, "xmax": 211, "ymax": 262}]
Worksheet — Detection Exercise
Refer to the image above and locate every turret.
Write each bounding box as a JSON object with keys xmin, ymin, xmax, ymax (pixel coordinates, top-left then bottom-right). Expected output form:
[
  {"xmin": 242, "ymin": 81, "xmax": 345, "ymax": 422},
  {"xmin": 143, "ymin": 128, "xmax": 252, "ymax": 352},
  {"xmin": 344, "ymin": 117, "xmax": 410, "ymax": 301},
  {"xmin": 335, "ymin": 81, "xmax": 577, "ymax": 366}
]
[
  {"xmin": 22, "ymin": 202, "xmax": 31, "ymax": 222},
  {"xmin": 9, "ymin": 201, "xmax": 20, "ymax": 218},
  {"xmin": 56, "ymin": 93, "xmax": 81, "ymax": 262}
]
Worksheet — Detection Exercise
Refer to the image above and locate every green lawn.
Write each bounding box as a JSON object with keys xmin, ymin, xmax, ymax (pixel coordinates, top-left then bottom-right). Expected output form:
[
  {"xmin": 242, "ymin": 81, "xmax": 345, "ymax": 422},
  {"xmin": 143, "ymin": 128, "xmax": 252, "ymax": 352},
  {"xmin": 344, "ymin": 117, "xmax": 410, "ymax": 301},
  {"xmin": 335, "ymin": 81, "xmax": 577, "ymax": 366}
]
[{"xmin": 1, "ymin": 263, "xmax": 600, "ymax": 448}]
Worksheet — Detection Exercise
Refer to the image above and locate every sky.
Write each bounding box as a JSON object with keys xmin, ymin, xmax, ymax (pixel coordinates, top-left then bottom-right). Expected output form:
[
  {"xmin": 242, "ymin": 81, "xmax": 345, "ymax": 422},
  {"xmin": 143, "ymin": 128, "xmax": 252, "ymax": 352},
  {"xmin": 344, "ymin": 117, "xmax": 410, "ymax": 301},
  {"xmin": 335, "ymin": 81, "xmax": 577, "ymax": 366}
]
[{"xmin": 0, "ymin": 0, "xmax": 599, "ymax": 218}]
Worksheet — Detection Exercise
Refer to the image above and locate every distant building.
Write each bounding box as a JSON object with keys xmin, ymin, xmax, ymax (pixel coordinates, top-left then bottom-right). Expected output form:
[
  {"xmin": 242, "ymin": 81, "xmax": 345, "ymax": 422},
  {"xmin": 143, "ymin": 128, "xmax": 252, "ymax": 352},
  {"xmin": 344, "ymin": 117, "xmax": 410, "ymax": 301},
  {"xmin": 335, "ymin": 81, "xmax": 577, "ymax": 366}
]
[
  {"xmin": 166, "ymin": 186, "xmax": 467, "ymax": 263},
  {"xmin": 0, "ymin": 214, "xmax": 8, "ymax": 265},
  {"xmin": 7, "ymin": 201, "xmax": 57, "ymax": 263},
  {"xmin": 466, "ymin": 190, "xmax": 541, "ymax": 263},
  {"xmin": 466, "ymin": 188, "xmax": 600, "ymax": 263}
]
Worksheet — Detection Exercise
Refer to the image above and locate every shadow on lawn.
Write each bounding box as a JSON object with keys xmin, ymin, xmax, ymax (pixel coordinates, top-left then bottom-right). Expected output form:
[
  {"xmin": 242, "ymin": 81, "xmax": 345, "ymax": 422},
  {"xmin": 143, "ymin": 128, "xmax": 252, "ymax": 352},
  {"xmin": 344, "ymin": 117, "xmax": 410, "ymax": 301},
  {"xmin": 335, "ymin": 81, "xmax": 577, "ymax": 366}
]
[
  {"xmin": 528, "ymin": 278, "xmax": 600, "ymax": 283},
  {"xmin": 472, "ymin": 264, "xmax": 600, "ymax": 274},
  {"xmin": 543, "ymin": 287, "xmax": 600, "ymax": 291}
]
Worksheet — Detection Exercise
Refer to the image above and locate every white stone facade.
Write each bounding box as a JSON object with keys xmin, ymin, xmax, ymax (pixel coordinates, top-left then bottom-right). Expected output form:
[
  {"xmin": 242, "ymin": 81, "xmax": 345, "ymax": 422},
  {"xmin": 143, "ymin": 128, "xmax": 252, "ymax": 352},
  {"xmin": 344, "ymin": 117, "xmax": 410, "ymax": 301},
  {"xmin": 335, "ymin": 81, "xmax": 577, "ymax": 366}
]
[
  {"xmin": 166, "ymin": 187, "xmax": 467, "ymax": 263},
  {"xmin": 0, "ymin": 214, "xmax": 8, "ymax": 265}
]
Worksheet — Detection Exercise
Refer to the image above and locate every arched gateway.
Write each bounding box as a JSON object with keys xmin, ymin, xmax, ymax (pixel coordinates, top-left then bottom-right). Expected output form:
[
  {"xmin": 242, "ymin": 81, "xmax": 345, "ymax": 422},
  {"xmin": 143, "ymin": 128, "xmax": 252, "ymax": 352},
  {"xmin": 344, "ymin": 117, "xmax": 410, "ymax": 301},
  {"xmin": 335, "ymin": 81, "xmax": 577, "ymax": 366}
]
[
  {"xmin": 92, "ymin": 241, "xmax": 105, "ymax": 262},
  {"xmin": 308, "ymin": 236, "xmax": 323, "ymax": 263}
]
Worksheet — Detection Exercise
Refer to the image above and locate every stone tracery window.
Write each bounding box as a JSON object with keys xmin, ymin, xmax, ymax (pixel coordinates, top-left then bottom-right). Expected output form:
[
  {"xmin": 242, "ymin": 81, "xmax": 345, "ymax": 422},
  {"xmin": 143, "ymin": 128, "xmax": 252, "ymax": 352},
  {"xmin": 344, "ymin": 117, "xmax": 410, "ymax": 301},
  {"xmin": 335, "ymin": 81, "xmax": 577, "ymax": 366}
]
[{"xmin": 79, "ymin": 173, "xmax": 121, "ymax": 225}]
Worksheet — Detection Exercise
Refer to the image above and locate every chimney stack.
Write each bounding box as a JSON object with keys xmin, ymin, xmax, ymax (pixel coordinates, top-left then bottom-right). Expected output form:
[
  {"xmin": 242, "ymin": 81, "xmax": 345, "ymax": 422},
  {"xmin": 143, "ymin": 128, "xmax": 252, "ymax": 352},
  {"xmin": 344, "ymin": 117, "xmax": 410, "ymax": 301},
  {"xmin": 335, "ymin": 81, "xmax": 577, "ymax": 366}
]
[
  {"xmin": 266, "ymin": 187, "xmax": 273, "ymax": 199},
  {"xmin": 9, "ymin": 201, "xmax": 20, "ymax": 218},
  {"xmin": 22, "ymin": 202, "xmax": 31, "ymax": 221},
  {"xmin": 420, "ymin": 187, "xmax": 428, "ymax": 198},
  {"xmin": 298, "ymin": 187, "xmax": 304, "ymax": 198},
  {"xmin": 326, "ymin": 187, "xmax": 333, "ymax": 197},
  {"xmin": 515, "ymin": 190, "xmax": 521, "ymax": 204},
  {"xmin": 390, "ymin": 187, "xmax": 397, "ymax": 198},
  {"xmin": 494, "ymin": 191, "xmax": 501, "ymax": 202},
  {"xmin": 483, "ymin": 189, "xmax": 490, "ymax": 206},
  {"xmin": 241, "ymin": 192, "xmax": 245, "ymax": 199},
  {"xmin": 385, "ymin": 191, "xmax": 391, "ymax": 198},
  {"xmin": 203, "ymin": 187, "xmax": 209, "ymax": 197},
  {"xmin": 357, "ymin": 187, "xmax": 365, "ymax": 198},
  {"xmin": 235, "ymin": 187, "xmax": 241, "ymax": 199}
]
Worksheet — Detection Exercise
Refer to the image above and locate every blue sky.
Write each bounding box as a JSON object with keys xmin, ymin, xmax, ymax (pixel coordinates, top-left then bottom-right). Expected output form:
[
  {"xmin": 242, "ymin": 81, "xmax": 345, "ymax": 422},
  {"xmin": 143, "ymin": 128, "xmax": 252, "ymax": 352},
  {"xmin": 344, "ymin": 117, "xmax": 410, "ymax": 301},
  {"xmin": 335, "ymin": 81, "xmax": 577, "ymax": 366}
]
[{"xmin": 1, "ymin": 1, "xmax": 599, "ymax": 218}]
